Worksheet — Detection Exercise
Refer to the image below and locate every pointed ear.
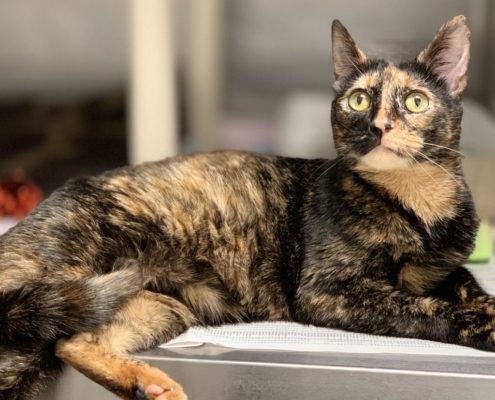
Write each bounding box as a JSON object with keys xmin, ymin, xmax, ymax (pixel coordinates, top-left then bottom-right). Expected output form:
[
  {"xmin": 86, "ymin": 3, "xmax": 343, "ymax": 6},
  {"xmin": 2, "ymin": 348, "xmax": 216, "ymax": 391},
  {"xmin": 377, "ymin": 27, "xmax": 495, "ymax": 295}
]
[
  {"xmin": 331, "ymin": 20, "xmax": 367, "ymax": 91},
  {"xmin": 417, "ymin": 15, "xmax": 470, "ymax": 98}
]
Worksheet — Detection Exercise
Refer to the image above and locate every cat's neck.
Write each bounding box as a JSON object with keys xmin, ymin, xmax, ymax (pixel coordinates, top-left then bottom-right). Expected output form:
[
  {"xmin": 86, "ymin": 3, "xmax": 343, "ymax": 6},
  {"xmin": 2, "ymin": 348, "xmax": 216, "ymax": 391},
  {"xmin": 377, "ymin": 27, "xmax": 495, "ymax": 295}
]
[{"xmin": 355, "ymin": 161, "xmax": 461, "ymax": 227}]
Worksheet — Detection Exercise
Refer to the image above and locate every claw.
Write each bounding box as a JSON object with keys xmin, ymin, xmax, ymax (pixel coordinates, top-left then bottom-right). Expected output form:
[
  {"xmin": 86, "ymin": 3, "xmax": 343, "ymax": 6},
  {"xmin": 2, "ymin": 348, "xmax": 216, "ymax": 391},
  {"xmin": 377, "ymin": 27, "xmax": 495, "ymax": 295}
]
[{"xmin": 134, "ymin": 383, "xmax": 149, "ymax": 400}]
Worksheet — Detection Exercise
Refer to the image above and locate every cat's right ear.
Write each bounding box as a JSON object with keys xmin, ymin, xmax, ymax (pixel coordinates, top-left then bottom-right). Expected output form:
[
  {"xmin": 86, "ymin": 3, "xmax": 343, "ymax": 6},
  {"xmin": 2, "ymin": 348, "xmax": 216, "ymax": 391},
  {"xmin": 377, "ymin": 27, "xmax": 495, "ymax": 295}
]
[{"xmin": 332, "ymin": 20, "xmax": 367, "ymax": 91}]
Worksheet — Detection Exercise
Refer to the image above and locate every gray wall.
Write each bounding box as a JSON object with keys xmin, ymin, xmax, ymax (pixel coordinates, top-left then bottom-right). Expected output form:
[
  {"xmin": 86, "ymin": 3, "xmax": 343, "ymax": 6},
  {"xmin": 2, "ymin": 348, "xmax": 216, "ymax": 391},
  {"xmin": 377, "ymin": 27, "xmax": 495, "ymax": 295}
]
[
  {"xmin": 0, "ymin": 0, "xmax": 492, "ymax": 112},
  {"xmin": 224, "ymin": 0, "xmax": 492, "ymax": 114},
  {"xmin": 0, "ymin": 0, "xmax": 129, "ymax": 101},
  {"xmin": 489, "ymin": 1, "xmax": 495, "ymax": 110}
]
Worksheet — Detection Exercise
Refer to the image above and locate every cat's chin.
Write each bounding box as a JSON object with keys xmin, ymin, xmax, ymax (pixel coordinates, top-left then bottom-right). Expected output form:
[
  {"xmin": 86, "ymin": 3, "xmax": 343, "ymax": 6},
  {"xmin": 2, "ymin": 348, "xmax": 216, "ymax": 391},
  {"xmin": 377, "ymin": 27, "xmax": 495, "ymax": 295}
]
[{"xmin": 358, "ymin": 145, "xmax": 411, "ymax": 171}]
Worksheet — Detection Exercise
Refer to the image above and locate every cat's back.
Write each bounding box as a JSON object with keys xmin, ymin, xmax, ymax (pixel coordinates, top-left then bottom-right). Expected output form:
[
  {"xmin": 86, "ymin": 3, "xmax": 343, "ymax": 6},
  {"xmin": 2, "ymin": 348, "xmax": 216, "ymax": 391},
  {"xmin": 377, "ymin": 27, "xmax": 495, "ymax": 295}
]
[
  {"xmin": 6, "ymin": 150, "xmax": 320, "ymax": 252},
  {"xmin": 96, "ymin": 151, "xmax": 320, "ymax": 227}
]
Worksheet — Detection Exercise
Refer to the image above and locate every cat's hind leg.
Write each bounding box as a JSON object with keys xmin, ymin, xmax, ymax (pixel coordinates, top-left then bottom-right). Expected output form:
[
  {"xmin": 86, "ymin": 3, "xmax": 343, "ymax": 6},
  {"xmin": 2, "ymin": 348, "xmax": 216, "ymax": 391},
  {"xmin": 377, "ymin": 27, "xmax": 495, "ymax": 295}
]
[{"xmin": 55, "ymin": 291, "xmax": 196, "ymax": 400}]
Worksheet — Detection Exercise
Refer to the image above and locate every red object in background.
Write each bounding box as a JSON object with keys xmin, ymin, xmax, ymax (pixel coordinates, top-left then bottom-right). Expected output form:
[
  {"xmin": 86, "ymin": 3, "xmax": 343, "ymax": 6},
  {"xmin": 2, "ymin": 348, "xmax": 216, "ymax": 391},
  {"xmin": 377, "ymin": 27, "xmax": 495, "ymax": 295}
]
[{"xmin": 0, "ymin": 170, "xmax": 43, "ymax": 219}]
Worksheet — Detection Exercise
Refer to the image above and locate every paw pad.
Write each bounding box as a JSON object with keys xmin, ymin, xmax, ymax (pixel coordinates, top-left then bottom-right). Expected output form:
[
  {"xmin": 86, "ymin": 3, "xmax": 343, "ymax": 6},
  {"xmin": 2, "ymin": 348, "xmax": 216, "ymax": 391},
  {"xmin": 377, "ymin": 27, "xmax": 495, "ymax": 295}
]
[{"xmin": 134, "ymin": 383, "xmax": 174, "ymax": 400}]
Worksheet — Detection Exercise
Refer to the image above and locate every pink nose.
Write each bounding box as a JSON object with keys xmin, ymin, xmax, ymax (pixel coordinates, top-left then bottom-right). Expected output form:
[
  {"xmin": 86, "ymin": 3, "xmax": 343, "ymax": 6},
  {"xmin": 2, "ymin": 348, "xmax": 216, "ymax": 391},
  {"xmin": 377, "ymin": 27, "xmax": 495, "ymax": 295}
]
[{"xmin": 372, "ymin": 113, "xmax": 393, "ymax": 134}]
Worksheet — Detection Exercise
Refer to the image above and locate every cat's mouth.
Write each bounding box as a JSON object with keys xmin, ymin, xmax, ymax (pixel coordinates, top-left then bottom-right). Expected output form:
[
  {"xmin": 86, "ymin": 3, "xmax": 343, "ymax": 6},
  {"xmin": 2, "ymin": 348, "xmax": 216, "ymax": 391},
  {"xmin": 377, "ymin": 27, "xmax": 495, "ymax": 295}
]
[
  {"xmin": 359, "ymin": 144, "xmax": 411, "ymax": 170},
  {"xmin": 371, "ymin": 144, "xmax": 395, "ymax": 154}
]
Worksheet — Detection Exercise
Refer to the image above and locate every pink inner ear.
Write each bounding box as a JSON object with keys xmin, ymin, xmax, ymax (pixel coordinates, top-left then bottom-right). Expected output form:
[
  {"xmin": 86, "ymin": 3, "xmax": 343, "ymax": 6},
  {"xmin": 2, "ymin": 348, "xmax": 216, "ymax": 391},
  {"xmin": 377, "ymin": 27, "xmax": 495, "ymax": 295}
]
[
  {"xmin": 431, "ymin": 23, "xmax": 470, "ymax": 95},
  {"xmin": 436, "ymin": 25, "xmax": 470, "ymax": 94},
  {"xmin": 443, "ymin": 44, "xmax": 469, "ymax": 93},
  {"xmin": 417, "ymin": 19, "xmax": 470, "ymax": 97}
]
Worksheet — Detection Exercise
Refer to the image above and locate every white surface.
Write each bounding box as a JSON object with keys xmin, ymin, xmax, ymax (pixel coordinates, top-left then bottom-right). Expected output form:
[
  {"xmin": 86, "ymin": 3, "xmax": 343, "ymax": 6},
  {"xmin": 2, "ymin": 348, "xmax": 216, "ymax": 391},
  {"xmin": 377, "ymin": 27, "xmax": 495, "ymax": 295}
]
[
  {"xmin": 470, "ymin": 262, "xmax": 495, "ymax": 294},
  {"xmin": 0, "ymin": 218, "xmax": 17, "ymax": 235}
]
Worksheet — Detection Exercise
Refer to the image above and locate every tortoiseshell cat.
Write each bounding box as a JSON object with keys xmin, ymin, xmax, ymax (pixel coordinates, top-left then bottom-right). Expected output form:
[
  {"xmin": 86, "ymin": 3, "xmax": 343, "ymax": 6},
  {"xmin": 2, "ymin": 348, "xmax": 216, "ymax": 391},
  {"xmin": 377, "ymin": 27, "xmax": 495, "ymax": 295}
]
[{"xmin": 0, "ymin": 15, "xmax": 488, "ymax": 400}]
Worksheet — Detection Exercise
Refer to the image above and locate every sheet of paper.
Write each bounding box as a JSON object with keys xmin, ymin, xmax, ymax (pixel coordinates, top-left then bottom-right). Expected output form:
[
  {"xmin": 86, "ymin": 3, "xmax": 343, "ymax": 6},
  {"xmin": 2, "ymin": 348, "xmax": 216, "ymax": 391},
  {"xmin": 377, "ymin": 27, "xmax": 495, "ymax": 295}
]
[{"xmin": 159, "ymin": 321, "xmax": 495, "ymax": 356}]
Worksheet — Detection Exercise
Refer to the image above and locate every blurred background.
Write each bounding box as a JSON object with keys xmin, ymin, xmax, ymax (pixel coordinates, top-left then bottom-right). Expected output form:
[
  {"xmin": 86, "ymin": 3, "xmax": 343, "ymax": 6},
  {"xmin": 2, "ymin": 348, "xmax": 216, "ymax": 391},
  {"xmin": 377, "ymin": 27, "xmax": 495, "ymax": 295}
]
[{"xmin": 0, "ymin": 0, "xmax": 494, "ymax": 221}]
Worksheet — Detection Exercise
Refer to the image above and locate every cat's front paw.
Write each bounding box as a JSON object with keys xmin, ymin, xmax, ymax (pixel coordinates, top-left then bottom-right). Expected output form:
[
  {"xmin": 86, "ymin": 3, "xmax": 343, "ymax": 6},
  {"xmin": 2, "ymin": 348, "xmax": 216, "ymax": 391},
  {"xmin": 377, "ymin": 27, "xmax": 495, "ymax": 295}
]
[{"xmin": 454, "ymin": 308, "xmax": 495, "ymax": 351}]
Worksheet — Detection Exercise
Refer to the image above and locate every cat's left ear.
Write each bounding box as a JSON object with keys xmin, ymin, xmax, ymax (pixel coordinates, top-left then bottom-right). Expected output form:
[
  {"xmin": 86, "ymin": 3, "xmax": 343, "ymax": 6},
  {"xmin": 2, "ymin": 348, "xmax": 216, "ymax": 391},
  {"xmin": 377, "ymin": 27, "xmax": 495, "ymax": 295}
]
[{"xmin": 417, "ymin": 15, "xmax": 470, "ymax": 98}]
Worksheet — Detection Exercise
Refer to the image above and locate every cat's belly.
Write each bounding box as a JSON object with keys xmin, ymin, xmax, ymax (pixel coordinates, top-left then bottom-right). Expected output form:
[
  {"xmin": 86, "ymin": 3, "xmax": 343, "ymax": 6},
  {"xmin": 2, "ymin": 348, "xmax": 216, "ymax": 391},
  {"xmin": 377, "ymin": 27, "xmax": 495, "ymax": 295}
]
[{"xmin": 143, "ymin": 220, "xmax": 292, "ymax": 324}]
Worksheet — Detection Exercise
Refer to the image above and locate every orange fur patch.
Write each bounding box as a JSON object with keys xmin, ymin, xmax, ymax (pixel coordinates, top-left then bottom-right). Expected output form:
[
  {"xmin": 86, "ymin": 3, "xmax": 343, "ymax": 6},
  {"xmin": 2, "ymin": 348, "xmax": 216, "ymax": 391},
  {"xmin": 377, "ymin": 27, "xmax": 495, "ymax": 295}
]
[{"xmin": 356, "ymin": 162, "xmax": 458, "ymax": 226}]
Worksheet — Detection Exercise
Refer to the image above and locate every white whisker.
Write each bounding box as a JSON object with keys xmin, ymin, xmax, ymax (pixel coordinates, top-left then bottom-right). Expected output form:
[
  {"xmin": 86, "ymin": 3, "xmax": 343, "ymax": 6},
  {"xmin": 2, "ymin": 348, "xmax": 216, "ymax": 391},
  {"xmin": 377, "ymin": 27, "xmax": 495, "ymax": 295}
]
[
  {"xmin": 314, "ymin": 158, "xmax": 344, "ymax": 182},
  {"xmin": 298, "ymin": 159, "xmax": 335, "ymax": 185},
  {"xmin": 422, "ymin": 142, "xmax": 464, "ymax": 156},
  {"xmin": 345, "ymin": 54, "xmax": 363, "ymax": 75},
  {"xmin": 415, "ymin": 151, "xmax": 461, "ymax": 185},
  {"xmin": 403, "ymin": 149, "xmax": 439, "ymax": 186},
  {"xmin": 308, "ymin": 159, "xmax": 332, "ymax": 178}
]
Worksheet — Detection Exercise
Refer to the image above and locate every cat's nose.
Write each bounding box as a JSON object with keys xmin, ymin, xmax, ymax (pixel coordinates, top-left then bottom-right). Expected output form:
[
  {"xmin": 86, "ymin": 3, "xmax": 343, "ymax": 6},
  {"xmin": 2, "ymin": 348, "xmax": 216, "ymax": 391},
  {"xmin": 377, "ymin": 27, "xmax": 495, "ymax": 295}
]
[{"xmin": 371, "ymin": 116, "xmax": 394, "ymax": 134}]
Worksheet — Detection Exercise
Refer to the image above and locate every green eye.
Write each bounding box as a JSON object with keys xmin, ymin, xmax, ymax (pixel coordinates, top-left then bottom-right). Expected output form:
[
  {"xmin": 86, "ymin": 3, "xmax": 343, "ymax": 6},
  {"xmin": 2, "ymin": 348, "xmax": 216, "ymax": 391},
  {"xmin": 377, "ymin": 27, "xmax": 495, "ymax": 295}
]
[
  {"xmin": 348, "ymin": 90, "xmax": 371, "ymax": 111},
  {"xmin": 405, "ymin": 92, "xmax": 429, "ymax": 113}
]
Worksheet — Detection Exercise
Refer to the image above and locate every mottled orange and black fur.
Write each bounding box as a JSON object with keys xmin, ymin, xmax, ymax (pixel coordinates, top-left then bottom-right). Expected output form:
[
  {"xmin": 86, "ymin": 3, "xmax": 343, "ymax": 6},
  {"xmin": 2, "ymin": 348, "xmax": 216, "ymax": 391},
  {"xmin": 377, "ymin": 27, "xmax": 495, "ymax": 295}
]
[{"xmin": 0, "ymin": 15, "xmax": 490, "ymax": 400}]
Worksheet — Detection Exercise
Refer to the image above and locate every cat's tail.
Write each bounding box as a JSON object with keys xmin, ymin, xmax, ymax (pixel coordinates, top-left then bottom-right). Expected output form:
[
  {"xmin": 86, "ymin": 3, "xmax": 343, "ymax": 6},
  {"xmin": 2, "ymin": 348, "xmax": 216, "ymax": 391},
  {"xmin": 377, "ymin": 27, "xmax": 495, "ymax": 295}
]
[
  {"xmin": 0, "ymin": 344, "xmax": 61, "ymax": 400},
  {"xmin": 0, "ymin": 263, "xmax": 143, "ymax": 346},
  {"xmin": 0, "ymin": 262, "xmax": 143, "ymax": 399}
]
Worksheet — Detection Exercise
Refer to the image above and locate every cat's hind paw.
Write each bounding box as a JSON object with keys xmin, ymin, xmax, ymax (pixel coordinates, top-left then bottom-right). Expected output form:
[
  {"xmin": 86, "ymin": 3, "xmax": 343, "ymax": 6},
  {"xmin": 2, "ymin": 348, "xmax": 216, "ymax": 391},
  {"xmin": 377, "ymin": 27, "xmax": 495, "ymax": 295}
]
[{"xmin": 132, "ymin": 368, "xmax": 187, "ymax": 400}]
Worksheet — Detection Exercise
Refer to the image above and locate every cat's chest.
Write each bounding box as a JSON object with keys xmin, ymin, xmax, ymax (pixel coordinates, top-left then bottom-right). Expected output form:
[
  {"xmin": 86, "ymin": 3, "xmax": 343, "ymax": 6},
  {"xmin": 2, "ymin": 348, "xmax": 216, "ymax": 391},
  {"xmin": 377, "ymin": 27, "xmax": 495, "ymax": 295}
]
[
  {"xmin": 352, "ymin": 210, "xmax": 423, "ymax": 260},
  {"xmin": 340, "ymin": 176, "xmax": 425, "ymax": 257},
  {"xmin": 355, "ymin": 164, "xmax": 458, "ymax": 227}
]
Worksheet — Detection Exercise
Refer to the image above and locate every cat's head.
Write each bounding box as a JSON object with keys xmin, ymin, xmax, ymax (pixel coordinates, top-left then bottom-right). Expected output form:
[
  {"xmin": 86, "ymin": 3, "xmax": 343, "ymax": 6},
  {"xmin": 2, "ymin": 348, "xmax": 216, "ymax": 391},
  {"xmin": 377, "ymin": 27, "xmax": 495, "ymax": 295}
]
[{"xmin": 331, "ymin": 16, "xmax": 470, "ymax": 170}]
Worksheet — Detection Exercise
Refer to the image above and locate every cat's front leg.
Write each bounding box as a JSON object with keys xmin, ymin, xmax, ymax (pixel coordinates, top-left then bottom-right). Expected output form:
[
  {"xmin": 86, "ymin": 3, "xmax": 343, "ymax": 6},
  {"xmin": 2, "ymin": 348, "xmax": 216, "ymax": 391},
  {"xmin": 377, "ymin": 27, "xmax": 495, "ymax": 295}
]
[
  {"xmin": 432, "ymin": 266, "xmax": 495, "ymax": 318},
  {"xmin": 295, "ymin": 276, "xmax": 495, "ymax": 352}
]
